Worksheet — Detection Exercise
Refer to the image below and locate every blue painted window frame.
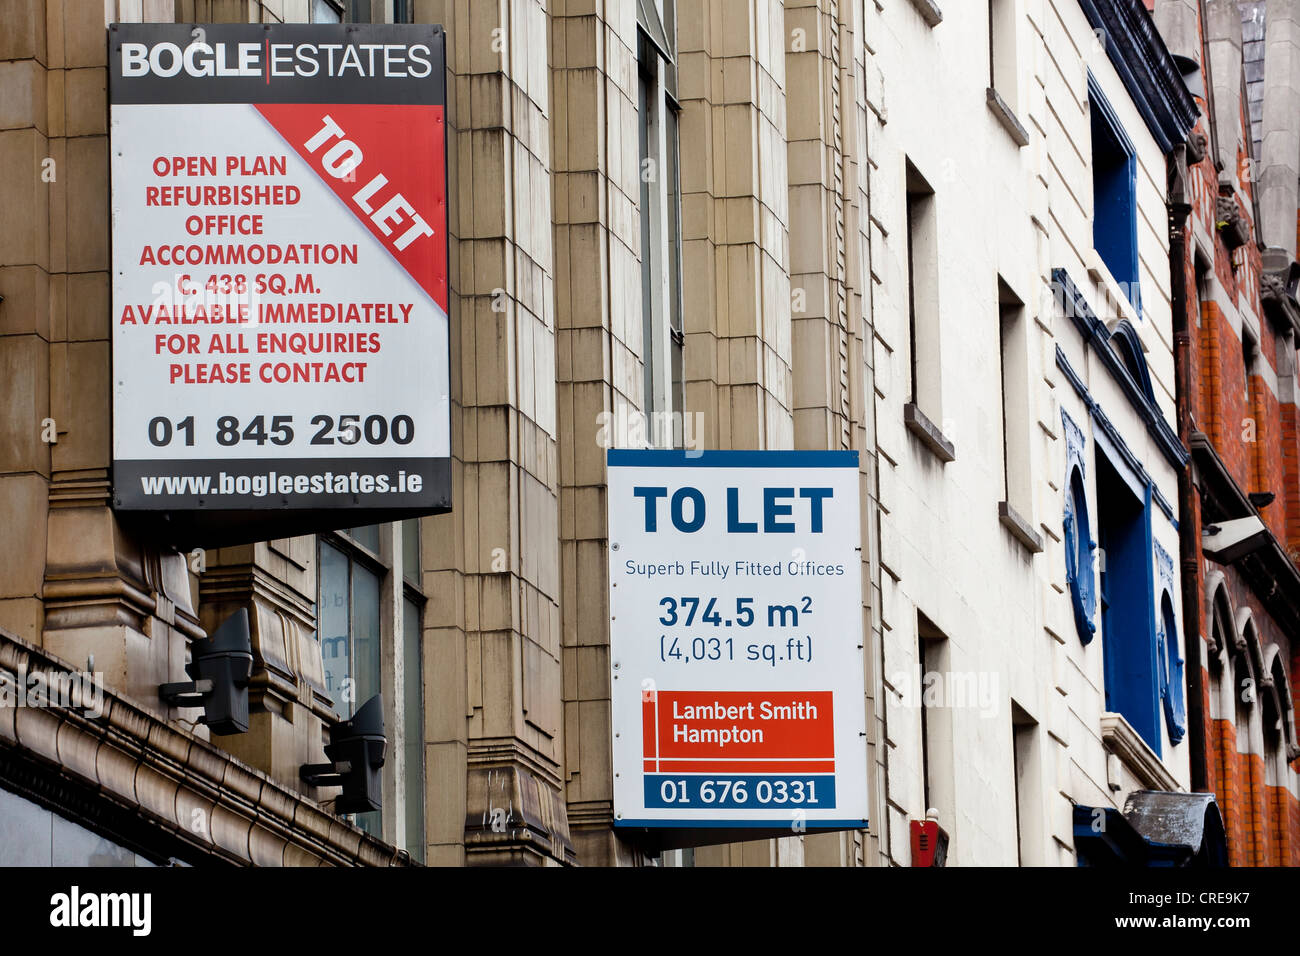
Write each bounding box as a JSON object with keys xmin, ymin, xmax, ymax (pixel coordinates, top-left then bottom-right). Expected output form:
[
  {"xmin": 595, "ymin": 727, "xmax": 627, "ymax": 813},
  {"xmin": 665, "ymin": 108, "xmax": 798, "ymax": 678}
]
[{"xmin": 1088, "ymin": 73, "xmax": 1141, "ymax": 317}]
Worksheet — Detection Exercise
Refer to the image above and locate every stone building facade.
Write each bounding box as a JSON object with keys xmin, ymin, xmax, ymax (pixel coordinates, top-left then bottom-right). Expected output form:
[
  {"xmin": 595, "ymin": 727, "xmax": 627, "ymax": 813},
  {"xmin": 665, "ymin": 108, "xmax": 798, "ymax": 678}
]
[{"xmin": 0, "ymin": 0, "xmax": 1291, "ymax": 867}]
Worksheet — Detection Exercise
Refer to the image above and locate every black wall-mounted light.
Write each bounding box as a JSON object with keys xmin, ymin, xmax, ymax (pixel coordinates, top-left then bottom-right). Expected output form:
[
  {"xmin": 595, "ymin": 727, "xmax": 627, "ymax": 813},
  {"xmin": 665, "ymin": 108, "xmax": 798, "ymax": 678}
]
[
  {"xmin": 1202, "ymin": 516, "xmax": 1271, "ymax": 564},
  {"xmin": 159, "ymin": 609, "xmax": 253, "ymax": 735},
  {"xmin": 301, "ymin": 694, "xmax": 386, "ymax": 814},
  {"xmin": 1249, "ymin": 491, "xmax": 1275, "ymax": 509}
]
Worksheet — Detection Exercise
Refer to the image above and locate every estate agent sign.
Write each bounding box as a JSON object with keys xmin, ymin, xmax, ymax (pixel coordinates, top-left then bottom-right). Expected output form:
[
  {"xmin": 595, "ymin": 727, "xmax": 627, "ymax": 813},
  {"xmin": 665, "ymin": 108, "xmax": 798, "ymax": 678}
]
[
  {"xmin": 109, "ymin": 23, "xmax": 449, "ymax": 540},
  {"xmin": 607, "ymin": 450, "xmax": 869, "ymax": 833}
]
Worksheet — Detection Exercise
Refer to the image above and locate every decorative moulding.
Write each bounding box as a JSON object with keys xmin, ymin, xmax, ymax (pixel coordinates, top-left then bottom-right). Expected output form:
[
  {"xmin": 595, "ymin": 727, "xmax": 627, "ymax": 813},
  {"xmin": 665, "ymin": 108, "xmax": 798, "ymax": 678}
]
[{"xmin": 1101, "ymin": 711, "xmax": 1179, "ymax": 792}]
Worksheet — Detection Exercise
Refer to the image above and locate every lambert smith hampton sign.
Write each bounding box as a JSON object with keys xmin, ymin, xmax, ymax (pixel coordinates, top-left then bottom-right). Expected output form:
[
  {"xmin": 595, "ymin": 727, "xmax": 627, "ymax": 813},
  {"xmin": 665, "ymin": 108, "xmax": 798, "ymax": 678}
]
[
  {"xmin": 606, "ymin": 450, "xmax": 869, "ymax": 832},
  {"xmin": 108, "ymin": 24, "xmax": 449, "ymax": 539}
]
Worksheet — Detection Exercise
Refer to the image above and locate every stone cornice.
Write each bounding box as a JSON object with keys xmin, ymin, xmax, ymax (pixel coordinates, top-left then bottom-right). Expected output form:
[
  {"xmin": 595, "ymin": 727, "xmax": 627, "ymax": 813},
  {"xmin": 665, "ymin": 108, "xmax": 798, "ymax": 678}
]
[
  {"xmin": 1077, "ymin": 0, "xmax": 1199, "ymax": 153},
  {"xmin": 0, "ymin": 627, "xmax": 408, "ymax": 867},
  {"xmin": 1055, "ymin": 345, "xmax": 1179, "ymax": 521}
]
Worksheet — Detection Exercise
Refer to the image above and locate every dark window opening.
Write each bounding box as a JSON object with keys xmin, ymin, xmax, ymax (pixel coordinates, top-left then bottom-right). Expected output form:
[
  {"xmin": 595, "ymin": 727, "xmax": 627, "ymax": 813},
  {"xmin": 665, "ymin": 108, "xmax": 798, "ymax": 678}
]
[
  {"xmin": 1089, "ymin": 78, "xmax": 1139, "ymax": 313},
  {"xmin": 905, "ymin": 162, "xmax": 940, "ymax": 417}
]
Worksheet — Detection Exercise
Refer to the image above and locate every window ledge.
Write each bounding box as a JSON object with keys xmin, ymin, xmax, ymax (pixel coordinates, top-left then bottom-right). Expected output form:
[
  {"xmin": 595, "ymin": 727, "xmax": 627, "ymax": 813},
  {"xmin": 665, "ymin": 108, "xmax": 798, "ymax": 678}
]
[
  {"xmin": 1100, "ymin": 712, "xmax": 1178, "ymax": 792},
  {"xmin": 904, "ymin": 403, "xmax": 955, "ymax": 463},
  {"xmin": 1084, "ymin": 249, "xmax": 1141, "ymax": 326},
  {"xmin": 905, "ymin": 0, "xmax": 943, "ymax": 27},
  {"xmin": 987, "ymin": 88, "xmax": 1029, "ymax": 147},
  {"xmin": 999, "ymin": 501, "xmax": 1044, "ymax": 552}
]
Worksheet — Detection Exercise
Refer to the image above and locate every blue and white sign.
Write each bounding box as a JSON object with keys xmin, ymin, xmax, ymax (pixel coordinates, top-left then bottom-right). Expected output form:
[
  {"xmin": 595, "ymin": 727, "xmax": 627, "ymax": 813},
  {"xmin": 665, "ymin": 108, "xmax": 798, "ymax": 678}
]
[{"xmin": 607, "ymin": 449, "xmax": 869, "ymax": 830}]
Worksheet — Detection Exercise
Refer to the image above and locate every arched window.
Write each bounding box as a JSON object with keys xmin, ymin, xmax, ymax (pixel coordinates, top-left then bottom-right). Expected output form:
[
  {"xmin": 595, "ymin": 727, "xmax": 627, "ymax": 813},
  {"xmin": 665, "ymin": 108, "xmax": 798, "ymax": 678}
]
[
  {"xmin": 1231, "ymin": 611, "xmax": 1260, "ymax": 756},
  {"xmin": 1108, "ymin": 320, "xmax": 1156, "ymax": 402},
  {"xmin": 1263, "ymin": 646, "xmax": 1298, "ymax": 773},
  {"xmin": 1205, "ymin": 576, "xmax": 1234, "ymax": 725}
]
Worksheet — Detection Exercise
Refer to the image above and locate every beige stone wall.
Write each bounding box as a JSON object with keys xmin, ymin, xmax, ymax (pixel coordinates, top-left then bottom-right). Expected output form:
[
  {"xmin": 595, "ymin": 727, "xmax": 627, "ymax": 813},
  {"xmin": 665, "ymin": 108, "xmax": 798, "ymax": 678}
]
[{"xmin": 1, "ymin": 0, "xmax": 888, "ymax": 867}]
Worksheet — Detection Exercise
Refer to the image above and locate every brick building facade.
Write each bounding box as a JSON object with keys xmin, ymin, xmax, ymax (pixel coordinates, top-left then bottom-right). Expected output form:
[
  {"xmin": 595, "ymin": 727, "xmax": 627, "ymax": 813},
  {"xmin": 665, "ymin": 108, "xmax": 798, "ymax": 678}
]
[{"xmin": 1156, "ymin": 0, "xmax": 1300, "ymax": 866}]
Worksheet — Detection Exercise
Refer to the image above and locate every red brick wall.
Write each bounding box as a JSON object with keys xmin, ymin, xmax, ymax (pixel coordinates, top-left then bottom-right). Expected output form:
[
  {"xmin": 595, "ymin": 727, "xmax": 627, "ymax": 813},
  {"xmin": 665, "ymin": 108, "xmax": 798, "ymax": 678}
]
[
  {"xmin": 1179, "ymin": 70, "xmax": 1300, "ymax": 864},
  {"xmin": 1198, "ymin": 302, "xmax": 1253, "ymax": 489},
  {"xmin": 1202, "ymin": 562, "xmax": 1300, "ymax": 866}
]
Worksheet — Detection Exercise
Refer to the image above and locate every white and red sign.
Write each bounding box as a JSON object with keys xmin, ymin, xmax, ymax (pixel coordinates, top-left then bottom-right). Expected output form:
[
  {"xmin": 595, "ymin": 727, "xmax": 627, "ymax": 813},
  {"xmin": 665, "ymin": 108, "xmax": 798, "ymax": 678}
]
[
  {"xmin": 109, "ymin": 23, "xmax": 449, "ymax": 537},
  {"xmin": 607, "ymin": 450, "xmax": 869, "ymax": 831}
]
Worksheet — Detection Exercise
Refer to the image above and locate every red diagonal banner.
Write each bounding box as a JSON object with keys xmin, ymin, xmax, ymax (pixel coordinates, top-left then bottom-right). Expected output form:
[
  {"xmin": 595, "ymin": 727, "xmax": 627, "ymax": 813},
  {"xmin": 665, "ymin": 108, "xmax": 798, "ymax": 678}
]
[{"xmin": 255, "ymin": 102, "xmax": 447, "ymax": 312}]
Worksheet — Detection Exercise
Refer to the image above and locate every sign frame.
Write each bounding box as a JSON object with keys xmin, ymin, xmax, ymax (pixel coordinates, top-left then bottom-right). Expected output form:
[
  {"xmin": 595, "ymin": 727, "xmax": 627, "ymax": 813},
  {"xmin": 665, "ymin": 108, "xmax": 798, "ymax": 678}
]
[
  {"xmin": 107, "ymin": 23, "xmax": 451, "ymax": 547},
  {"xmin": 606, "ymin": 449, "xmax": 870, "ymax": 840}
]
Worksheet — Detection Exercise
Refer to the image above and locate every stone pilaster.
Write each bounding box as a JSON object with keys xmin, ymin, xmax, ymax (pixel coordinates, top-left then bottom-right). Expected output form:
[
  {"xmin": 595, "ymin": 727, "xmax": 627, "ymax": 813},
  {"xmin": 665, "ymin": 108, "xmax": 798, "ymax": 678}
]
[
  {"xmin": 414, "ymin": 0, "xmax": 572, "ymax": 867},
  {"xmin": 548, "ymin": 0, "xmax": 653, "ymax": 867},
  {"xmin": 679, "ymin": 0, "xmax": 793, "ymax": 451}
]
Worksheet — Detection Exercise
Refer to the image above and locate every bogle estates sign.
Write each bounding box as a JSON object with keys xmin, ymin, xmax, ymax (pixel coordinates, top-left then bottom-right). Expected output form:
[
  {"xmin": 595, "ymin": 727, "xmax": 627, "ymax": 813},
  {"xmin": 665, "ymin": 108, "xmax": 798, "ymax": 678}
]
[
  {"xmin": 108, "ymin": 23, "xmax": 449, "ymax": 543},
  {"xmin": 607, "ymin": 450, "xmax": 869, "ymax": 833}
]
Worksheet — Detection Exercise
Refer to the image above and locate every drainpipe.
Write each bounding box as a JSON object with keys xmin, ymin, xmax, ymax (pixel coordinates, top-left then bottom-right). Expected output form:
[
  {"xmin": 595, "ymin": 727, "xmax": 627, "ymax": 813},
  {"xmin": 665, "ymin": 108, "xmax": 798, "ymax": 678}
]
[{"xmin": 1167, "ymin": 143, "xmax": 1208, "ymax": 792}]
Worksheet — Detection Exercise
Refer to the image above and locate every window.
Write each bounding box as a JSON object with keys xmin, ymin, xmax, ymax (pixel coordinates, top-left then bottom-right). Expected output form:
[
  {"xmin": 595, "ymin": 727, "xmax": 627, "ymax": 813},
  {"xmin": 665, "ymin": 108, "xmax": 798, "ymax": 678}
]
[
  {"xmin": 340, "ymin": 0, "xmax": 410, "ymax": 23},
  {"xmin": 312, "ymin": 0, "xmax": 343, "ymax": 23},
  {"xmin": 1096, "ymin": 454, "xmax": 1161, "ymax": 753},
  {"xmin": 1241, "ymin": 328, "xmax": 1258, "ymax": 401},
  {"xmin": 1242, "ymin": 328, "xmax": 1261, "ymax": 489},
  {"xmin": 917, "ymin": 613, "xmax": 954, "ymax": 826},
  {"xmin": 905, "ymin": 161, "xmax": 946, "ymax": 447},
  {"xmin": 1194, "ymin": 255, "xmax": 1211, "ymax": 317},
  {"xmin": 997, "ymin": 279, "xmax": 1037, "ymax": 545},
  {"xmin": 1232, "ymin": 645, "xmax": 1254, "ymax": 756},
  {"xmin": 988, "ymin": 0, "xmax": 1018, "ymax": 109},
  {"xmin": 319, "ymin": 530, "xmax": 381, "ymax": 728},
  {"xmin": 0, "ymin": 786, "xmax": 166, "ymax": 867},
  {"xmin": 638, "ymin": 1, "xmax": 685, "ymax": 438},
  {"xmin": 1010, "ymin": 702, "xmax": 1042, "ymax": 865},
  {"xmin": 317, "ymin": 521, "xmax": 425, "ymax": 860},
  {"xmin": 1088, "ymin": 75, "xmax": 1140, "ymax": 314}
]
